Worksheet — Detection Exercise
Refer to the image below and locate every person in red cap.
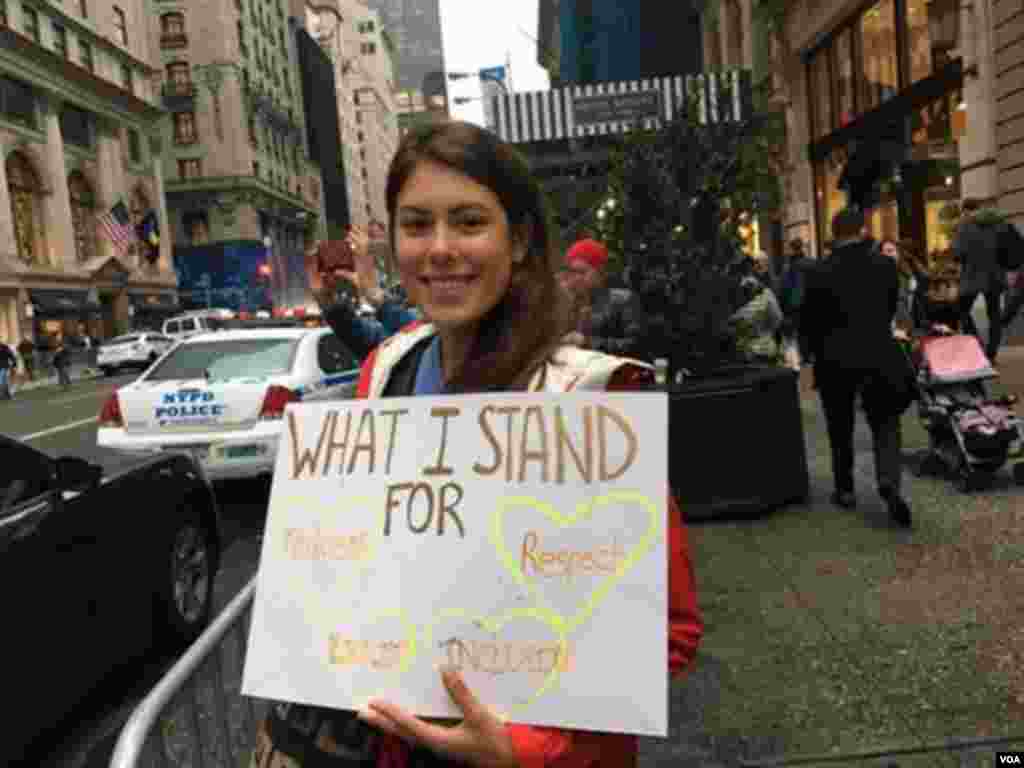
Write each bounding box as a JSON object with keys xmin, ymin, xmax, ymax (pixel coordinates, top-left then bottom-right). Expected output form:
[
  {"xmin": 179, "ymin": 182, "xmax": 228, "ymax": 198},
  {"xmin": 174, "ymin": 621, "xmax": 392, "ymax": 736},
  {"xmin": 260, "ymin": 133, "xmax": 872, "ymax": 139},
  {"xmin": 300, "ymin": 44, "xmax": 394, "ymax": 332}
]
[{"xmin": 560, "ymin": 237, "xmax": 644, "ymax": 358}]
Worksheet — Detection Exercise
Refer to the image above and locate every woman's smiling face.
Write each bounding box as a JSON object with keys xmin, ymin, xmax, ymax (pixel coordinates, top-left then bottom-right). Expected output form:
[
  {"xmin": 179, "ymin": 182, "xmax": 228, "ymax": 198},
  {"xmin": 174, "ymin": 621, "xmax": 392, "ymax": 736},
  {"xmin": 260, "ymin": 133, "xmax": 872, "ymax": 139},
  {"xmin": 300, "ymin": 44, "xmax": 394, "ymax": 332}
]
[{"xmin": 394, "ymin": 160, "xmax": 525, "ymax": 337}]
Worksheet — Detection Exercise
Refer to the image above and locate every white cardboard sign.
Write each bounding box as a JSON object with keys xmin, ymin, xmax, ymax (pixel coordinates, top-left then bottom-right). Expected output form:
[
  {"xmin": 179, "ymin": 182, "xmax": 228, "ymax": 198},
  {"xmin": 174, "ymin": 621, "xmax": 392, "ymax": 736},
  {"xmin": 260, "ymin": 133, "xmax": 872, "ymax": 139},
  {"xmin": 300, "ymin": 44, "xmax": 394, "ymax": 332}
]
[{"xmin": 242, "ymin": 392, "xmax": 669, "ymax": 736}]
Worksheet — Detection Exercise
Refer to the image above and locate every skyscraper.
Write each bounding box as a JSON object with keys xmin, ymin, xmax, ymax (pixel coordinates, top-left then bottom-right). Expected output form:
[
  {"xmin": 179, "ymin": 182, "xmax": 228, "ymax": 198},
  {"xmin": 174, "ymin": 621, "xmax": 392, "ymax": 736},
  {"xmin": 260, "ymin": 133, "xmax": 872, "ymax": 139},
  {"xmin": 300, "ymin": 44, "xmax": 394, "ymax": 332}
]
[{"xmin": 364, "ymin": 0, "xmax": 448, "ymax": 133}]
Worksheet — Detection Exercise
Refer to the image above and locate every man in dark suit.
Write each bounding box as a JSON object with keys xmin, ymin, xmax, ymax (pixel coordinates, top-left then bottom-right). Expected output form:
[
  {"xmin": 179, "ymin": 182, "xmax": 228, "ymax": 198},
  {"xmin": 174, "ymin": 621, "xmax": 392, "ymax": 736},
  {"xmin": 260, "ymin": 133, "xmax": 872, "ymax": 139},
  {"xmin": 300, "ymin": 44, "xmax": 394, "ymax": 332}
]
[{"xmin": 801, "ymin": 208, "xmax": 913, "ymax": 528}]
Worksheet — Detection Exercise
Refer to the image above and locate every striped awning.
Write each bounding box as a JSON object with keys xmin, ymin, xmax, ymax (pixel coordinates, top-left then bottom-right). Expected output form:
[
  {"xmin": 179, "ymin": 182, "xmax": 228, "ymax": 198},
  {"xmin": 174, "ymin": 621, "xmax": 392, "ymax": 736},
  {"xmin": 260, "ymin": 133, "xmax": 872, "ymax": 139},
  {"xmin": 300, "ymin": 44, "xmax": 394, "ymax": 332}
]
[{"xmin": 492, "ymin": 70, "xmax": 753, "ymax": 144}]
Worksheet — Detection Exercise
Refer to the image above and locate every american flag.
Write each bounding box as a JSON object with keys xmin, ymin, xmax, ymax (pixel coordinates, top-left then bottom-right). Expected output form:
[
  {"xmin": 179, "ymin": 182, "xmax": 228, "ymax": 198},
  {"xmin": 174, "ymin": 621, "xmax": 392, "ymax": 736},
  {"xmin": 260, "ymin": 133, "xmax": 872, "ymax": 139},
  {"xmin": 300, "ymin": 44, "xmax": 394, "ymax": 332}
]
[{"xmin": 98, "ymin": 201, "xmax": 137, "ymax": 254}]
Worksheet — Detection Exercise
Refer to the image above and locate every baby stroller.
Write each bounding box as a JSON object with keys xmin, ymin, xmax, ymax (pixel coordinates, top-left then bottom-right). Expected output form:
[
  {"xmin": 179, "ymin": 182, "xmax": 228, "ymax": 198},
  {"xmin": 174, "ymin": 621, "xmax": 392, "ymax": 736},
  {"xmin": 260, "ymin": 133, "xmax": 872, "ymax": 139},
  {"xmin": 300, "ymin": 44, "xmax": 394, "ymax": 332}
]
[{"xmin": 910, "ymin": 329, "xmax": 1024, "ymax": 491}]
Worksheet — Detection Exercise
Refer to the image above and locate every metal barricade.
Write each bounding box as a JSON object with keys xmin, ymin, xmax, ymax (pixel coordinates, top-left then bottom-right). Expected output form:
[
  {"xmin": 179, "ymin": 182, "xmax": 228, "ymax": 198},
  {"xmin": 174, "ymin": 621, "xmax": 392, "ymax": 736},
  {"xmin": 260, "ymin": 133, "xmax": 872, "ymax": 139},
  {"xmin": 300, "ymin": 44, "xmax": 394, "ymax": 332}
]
[{"xmin": 110, "ymin": 577, "xmax": 267, "ymax": 768}]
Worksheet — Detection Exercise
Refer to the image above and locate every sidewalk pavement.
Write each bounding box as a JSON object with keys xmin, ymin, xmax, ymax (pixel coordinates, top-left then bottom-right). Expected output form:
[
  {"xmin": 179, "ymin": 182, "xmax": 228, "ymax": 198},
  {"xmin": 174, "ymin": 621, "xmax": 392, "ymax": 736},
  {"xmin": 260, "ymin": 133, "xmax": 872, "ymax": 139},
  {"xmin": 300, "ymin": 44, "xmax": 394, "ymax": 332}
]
[
  {"xmin": 639, "ymin": 359, "xmax": 1024, "ymax": 768},
  {"xmin": 7, "ymin": 363, "xmax": 102, "ymax": 395}
]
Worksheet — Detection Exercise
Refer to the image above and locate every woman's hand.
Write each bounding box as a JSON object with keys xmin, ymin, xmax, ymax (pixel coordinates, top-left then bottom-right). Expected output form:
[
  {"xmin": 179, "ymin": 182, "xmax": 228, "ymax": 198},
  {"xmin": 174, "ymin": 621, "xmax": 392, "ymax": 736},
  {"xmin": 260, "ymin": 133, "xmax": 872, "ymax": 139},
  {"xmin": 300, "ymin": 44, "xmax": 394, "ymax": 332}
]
[{"xmin": 358, "ymin": 667, "xmax": 519, "ymax": 768}]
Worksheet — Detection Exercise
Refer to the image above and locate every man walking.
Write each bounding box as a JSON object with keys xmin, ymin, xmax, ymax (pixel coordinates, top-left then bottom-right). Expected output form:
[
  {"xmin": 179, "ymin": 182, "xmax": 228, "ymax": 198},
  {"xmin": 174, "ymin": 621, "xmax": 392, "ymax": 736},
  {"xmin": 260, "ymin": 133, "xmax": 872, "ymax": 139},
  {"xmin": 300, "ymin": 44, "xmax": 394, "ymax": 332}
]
[
  {"xmin": 953, "ymin": 198, "xmax": 1008, "ymax": 363},
  {"xmin": 52, "ymin": 334, "xmax": 71, "ymax": 389},
  {"xmin": 801, "ymin": 208, "xmax": 913, "ymax": 528},
  {"xmin": 17, "ymin": 336, "xmax": 35, "ymax": 382},
  {"xmin": 0, "ymin": 341, "xmax": 16, "ymax": 400},
  {"xmin": 779, "ymin": 238, "xmax": 816, "ymax": 365}
]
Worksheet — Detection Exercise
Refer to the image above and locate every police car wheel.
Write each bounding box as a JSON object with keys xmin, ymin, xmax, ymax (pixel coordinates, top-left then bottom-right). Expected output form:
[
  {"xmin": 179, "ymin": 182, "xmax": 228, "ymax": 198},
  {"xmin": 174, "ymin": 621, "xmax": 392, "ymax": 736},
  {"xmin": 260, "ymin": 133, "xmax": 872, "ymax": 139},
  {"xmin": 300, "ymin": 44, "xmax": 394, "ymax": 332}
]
[{"xmin": 157, "ymin": 513, "xmax": 215, "ymax": 647}]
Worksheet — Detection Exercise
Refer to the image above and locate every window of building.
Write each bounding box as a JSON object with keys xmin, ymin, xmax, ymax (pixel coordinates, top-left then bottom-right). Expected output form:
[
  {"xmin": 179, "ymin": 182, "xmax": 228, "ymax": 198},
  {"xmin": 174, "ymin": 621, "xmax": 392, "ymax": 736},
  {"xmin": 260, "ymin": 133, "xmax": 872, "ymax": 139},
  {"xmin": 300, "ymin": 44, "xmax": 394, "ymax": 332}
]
[
  {"xmin": 22, "ymin": 5, "xmax": 38, "ymax": 42},
  {"xmin": 173, "ymin": 111, "xmax": 197, "ymax": 144},
  {"xmin": 78, "ymin": 0, "xmax": 87, "ymax": 18},
  {"xmin": 121, "ymin": 62, "xmax": 133, "ymax": 91},
  {"xmin": 178, "ymin": 158, "xmax": 201, "ymax": 179},
  {"xmin": 60, "ymin": 104, "xmax": 93, "ymax": 148},
  {"xmin": 358, "ymin": 20, "xmax": 374, "ymax": 33},
  {"xmin": 858, "ymin": 0, "xmax": 898, "ymax": 112},
  {"xmin": 809, "ymin": 47, "xmax": 831, "ymax": 141},
  {"xmin": 112, "ymin": 5, "xmax": 127, "ymax": 45},
  {"xmin": 0, "ymin": 0, "xmax": 7, "ymax": 26},
  {"xmin": 6, "ymin": 151, "xmax": 45, "ymax": 264},
  {"xmin": 834, "ymin": 27, "xmax": 855, "ymax": 128},
  {"xmin": 127, "ymin": 127, "xmax": 141, "ymax": 163},
  {"xmin": 160, "ymin": 12, "xmax": 186, "ymax": 46},
  {"xmin": 79, "ymin": 40, "xmax": 94, "ymax": 72},
  {"xmin": 183, "ymin": 210, "xmax": 209, "ymax": 244},
  {"xmin": 905, "ymin": 0, "xmax": 959, "ymax": 84},
  {"xmin": 166, "ymin": 61, "xmax": 191, "ymax": 91},
  {"xmin": 0, "ymin": 75, "xmax": 35, "ymax": 127},
  {"xmin": 813, "ymin": 146, "xmax": 849, "ymax": 249},
  {"xmin": 68, "ymin": 171, "xmax": 96, "ymax": 263},
  {"xmin": 360, "ymin": 42, "xmax": 375, "ymax": 55},
  {"xmin": 253, "ymin": 159, "xmax": 260, "ymax": 177},
  {"xmin": 52, "ymin": 23, "xmax": 67, "ymax": 58}
]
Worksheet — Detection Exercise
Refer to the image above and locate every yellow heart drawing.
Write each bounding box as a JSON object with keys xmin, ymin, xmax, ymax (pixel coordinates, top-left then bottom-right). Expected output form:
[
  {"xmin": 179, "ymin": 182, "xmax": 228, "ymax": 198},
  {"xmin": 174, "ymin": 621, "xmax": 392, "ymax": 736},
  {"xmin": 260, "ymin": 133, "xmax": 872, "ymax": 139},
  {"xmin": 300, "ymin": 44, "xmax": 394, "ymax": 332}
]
[
  {"xmin": 327, "ymin": 606, "xmax": 419, "ymax": 703},
  {"xmin": 489, "ymin": 490, "xmax": 661, "ymax": 635},
  {"xmin": 422, "ymin": 606, "xmax": 569, "ymax": 718}
]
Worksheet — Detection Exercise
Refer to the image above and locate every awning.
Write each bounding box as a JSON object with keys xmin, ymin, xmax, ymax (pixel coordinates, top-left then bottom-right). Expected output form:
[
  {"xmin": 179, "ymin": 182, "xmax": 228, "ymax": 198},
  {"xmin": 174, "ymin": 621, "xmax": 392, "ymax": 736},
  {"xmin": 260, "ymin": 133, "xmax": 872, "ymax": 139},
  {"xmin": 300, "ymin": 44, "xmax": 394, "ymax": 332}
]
[
  {"xmin": 29, "ymin": 289, "xmax": 102, "ymax": 314},
  {"xmin": 128, "ymin": 291, "xmax": 180, "ymax": 310}
]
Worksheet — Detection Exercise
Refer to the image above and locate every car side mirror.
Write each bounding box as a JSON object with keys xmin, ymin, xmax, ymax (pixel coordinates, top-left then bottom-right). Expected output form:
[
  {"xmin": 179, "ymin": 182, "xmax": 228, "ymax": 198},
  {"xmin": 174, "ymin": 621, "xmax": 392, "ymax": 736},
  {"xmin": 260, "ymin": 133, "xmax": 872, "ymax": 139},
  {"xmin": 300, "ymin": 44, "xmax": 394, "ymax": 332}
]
[{"xmin": 55, "ymin": 456, "xmax": 102, "ymax": 491}]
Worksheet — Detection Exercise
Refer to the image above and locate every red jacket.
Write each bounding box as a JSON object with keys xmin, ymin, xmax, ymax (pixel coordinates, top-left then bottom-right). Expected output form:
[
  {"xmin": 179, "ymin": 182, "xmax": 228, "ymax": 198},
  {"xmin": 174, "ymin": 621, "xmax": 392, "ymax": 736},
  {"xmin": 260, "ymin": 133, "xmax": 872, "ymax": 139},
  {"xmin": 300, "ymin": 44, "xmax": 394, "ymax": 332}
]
[{"xmin": 356, "ymin": 338, "xmax": 703, "ymax": 768}]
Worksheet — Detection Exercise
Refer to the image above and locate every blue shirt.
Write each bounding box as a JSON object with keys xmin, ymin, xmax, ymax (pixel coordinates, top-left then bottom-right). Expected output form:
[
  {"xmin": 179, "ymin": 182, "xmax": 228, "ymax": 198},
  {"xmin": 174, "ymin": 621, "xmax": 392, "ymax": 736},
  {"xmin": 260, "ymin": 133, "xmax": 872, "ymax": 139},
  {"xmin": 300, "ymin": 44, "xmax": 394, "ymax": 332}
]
[{"xmin": 413, "ymin": 335, "xmax": 447, "ymax": 395}]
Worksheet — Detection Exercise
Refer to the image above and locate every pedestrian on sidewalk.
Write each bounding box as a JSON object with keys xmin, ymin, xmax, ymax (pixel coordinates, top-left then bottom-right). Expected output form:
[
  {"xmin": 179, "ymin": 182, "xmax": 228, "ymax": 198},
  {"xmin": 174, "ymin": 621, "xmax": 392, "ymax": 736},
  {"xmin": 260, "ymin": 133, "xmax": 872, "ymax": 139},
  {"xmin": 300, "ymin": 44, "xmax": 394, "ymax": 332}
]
[
  {"xmin": 52, "ymin": 334, "xmax": 72, "ymax": 389},
  {"xmin": 559, "ymin": 237, "xmax": 645, "ymax": 360},
  {"xmin": 17, "ymin": 336, "xmax": 35, "ymax": 382},
  {"xmin": 0, "ymin": 341, "xmax": 16, "ymax": 400},
  {"xmin": 953, "ymin": 198, "xmax": 1010, "ymax": 364},
  {"xmin": 778, "ymin": 238, "xmax": 816, "ymax": 366},
  {"xmin": 801, "ymin": 207, "xmax": 914, "ymax": 528}
]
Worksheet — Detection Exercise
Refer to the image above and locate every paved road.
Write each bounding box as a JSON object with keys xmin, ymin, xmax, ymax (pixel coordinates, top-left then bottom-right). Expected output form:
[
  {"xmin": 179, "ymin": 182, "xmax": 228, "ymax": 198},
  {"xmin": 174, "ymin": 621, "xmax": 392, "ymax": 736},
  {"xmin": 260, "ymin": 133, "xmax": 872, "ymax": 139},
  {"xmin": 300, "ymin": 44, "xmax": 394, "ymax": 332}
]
[{"xmin": 2, "ymin": 375, "xmax": 270, "ymax": 768}]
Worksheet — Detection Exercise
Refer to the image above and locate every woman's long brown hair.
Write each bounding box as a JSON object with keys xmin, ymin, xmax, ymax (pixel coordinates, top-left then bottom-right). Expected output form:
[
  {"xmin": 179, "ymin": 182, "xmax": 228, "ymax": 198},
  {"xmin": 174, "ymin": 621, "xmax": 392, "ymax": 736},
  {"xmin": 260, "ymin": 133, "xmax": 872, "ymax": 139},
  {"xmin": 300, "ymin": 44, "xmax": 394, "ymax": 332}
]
[{"xmin": 385, "ymin": 120, "xmax": 570, "ymax": 392}]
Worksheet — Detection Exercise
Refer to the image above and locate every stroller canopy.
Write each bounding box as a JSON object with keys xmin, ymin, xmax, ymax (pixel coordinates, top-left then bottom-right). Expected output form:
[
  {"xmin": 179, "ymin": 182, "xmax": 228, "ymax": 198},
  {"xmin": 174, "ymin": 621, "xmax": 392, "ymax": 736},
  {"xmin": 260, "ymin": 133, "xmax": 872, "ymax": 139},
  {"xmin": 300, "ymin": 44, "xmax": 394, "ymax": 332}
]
[{"xmin": 920, "ymin": 334, "xmax": 998, "ymax": 383}]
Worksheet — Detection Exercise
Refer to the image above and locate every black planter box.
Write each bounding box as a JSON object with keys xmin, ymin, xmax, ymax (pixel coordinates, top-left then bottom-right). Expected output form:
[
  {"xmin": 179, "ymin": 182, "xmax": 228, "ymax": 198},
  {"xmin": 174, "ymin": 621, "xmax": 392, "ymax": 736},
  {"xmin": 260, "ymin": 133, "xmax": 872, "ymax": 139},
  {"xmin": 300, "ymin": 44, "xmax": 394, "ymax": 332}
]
[{"xmin": 665, "ymin": 365, "xmax": 810, "ymax": 520}]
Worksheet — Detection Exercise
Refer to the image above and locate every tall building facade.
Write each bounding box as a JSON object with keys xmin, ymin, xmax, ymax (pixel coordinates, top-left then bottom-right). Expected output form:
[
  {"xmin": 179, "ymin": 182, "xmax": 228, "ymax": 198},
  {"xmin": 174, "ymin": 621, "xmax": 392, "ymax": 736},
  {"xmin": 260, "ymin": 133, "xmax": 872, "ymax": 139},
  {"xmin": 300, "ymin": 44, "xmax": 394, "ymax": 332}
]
[
  {"xmin": 153, "ymin": 0, "xmax": 328, "ymax": 312},
  {"xmin": 364, "ymin": 0, "xmax": 448, "ymax": 135},
  {"xmin": 716, "ymin": 0, "xmax": 1014, "ymax": 260},
  {"xmin": 305, "ymin": 0, "xmax": 398, "ymax": 231},
  {"xmin": 0, "ymin": 0, "xmax": 178, "ymax": 346}
]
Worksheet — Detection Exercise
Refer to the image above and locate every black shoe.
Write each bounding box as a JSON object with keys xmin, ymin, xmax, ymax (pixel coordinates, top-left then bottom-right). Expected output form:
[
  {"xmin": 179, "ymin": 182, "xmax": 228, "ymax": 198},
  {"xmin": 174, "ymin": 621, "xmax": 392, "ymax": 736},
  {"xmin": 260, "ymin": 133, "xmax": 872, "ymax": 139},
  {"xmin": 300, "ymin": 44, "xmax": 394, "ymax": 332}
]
[
  {"xmin": 830, "ymin": 490, "xmax": 857, "ymax": 509},
  {"xmin": 880, "ymin": 487, "xmax": 912, "ymax": 528}
]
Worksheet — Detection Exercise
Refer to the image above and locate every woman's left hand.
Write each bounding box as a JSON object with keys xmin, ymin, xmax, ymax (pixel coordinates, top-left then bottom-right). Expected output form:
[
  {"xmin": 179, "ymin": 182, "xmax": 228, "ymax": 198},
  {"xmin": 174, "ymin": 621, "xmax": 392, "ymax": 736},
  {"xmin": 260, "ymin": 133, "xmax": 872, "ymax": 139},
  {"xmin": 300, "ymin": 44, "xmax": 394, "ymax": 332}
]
[{"xmin": 358, "ymin": 667, "xmax": 519, "ymax": 767}]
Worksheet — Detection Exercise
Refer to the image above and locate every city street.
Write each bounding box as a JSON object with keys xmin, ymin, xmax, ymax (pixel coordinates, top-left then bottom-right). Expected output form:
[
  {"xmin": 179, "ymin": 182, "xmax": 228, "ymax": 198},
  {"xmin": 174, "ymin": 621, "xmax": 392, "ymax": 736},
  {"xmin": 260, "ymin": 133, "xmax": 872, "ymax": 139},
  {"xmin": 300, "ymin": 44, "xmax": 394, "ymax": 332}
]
[{"xmin": 1, "ymin": 375, "xmax": 270, "ymax": 768}]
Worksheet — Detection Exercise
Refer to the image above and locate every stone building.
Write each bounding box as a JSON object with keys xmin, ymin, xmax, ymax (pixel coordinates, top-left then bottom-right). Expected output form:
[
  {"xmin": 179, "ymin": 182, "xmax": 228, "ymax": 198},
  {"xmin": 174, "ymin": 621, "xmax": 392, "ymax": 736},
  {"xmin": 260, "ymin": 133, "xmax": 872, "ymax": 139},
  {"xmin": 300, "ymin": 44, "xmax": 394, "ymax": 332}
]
[
  {"xmin": 153, "ymin": 0, "xmax": 328, "ymax": 312},
  {"xmin": 707, "ymin": 0, "xmax": 1017, "ymax": 260},
  {"xmin": 0, "ymin": 0, "xmax": 177, "ymax": 346},
  {"xmin": 307, "ymin": 0, "xmax": 398, "ymax": 231}
]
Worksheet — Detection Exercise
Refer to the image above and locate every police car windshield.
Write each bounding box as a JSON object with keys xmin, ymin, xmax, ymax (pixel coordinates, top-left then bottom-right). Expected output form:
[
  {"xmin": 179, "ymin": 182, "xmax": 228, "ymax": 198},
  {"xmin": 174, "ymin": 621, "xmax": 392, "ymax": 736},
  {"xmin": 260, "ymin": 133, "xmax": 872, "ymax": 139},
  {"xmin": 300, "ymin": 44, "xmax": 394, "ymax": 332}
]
[{"xmin": 145, "ymin": 338, "xmax": 298, "ymax": 381}]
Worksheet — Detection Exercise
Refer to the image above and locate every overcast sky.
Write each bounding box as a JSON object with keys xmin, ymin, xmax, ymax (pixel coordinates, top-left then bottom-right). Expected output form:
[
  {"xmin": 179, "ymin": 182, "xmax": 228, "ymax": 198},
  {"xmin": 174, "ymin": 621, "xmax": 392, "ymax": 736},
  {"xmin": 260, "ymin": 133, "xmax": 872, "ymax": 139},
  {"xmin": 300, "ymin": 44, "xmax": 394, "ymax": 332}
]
[{"xmin": 439, "ymin": 0, "xmax": 551, "ymax": 125}]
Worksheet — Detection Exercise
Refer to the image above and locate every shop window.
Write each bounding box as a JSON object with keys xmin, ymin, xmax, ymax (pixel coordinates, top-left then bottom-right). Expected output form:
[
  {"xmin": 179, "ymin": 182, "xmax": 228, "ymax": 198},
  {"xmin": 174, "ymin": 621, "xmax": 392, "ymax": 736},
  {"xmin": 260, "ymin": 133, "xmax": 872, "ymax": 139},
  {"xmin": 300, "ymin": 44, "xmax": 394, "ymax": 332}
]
[
  {"xmin": 68, "ymin": 171, "xmax": 96, "ymax": 263},
  {"xmin": 814, "ymin": 147, "xmax": 849, "ymax": 251},
  {"xmin": 160, "ymin": 12, "xmax": 187, "ymax": 48},
  {"xmin": 858, "ymin": 0, "xmax": 898, "ymax": 112},
  {"xmin": 834, "ymin": 27, "xmax": 855, "ymax": 127},
  {"xmin": 906, "ymin": 0, "xmax": 959, "ymax": 84},
  {"xmin": 809, "ymin": 47, "xmax": 831, "ymax": 140},
  {"xmin": 6, "ymin": 151, "xmax": 45, "ymax": 265},
  {"xmin": 183, "ymin": 210, "xmax": 209, "ymax": 245}
]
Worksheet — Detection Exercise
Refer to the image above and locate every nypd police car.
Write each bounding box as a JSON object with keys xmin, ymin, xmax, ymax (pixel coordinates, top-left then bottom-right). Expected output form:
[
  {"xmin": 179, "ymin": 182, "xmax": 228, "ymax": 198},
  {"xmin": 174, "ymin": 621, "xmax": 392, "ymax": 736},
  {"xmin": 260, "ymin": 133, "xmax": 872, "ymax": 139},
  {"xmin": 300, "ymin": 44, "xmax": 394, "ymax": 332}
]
[{"xmin": 96, "ymin": 327, "xmax": 360, "ymax": 481}]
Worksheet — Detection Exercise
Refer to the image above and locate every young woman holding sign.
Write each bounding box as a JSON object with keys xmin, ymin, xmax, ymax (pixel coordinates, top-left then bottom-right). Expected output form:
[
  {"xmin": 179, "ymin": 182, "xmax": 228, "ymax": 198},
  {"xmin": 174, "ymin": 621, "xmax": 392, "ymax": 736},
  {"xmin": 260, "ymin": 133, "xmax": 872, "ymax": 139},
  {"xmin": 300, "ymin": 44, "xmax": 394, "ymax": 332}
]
[{"xmin": 258, "ymin": 121, "xmax": 702, "ymax": 768}]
